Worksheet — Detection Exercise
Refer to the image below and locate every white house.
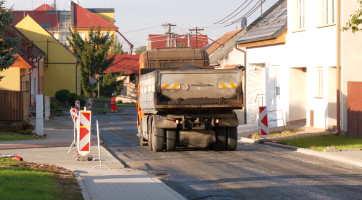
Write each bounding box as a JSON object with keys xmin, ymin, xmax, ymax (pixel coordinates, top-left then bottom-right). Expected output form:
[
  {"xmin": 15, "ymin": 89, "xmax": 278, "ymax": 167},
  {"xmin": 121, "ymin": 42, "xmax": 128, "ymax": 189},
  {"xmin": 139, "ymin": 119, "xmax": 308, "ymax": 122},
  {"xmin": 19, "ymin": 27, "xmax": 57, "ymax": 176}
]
[{"xmin": 235, "ymin": 0, "xmax": 288, "ymax": 128}]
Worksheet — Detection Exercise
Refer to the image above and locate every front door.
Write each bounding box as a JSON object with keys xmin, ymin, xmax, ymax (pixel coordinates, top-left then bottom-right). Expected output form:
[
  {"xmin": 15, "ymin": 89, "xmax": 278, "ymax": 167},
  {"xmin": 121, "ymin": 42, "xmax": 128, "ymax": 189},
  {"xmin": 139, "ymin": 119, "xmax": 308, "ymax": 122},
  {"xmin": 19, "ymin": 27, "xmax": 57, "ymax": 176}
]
[{"xmin": 347, "ymin": 82, "xmax": 362, "ymax": 138}]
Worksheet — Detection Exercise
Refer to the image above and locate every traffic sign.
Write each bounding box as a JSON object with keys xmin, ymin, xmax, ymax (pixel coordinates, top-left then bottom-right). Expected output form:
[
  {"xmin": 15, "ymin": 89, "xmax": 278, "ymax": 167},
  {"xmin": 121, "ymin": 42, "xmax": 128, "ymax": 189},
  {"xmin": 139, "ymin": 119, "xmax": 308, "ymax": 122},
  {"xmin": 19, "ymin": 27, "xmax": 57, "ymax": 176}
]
[
  {"xmin": 259, "ymin": 106, "xmax": 269, "ymax": 139},
  {"xmin": 77, "ymin": 111, "xmax": 91, "ymax": 156},
  {"xmin": 90, "ymin": 77, "xmax": 96, "ymax": 85}
]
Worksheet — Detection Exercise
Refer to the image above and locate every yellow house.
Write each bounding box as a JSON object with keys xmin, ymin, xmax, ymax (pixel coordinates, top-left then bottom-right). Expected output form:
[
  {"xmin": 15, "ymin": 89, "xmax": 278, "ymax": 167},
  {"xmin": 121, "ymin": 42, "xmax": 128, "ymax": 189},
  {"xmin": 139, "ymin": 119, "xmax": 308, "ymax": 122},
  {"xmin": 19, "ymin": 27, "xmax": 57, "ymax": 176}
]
[
  {"xmin": 0, "ymin": 26, "xmax": 46, "ymax": 106},
  {"xmin": 15, "ymin": 15, "xmax": 81, "ymax": 97}
]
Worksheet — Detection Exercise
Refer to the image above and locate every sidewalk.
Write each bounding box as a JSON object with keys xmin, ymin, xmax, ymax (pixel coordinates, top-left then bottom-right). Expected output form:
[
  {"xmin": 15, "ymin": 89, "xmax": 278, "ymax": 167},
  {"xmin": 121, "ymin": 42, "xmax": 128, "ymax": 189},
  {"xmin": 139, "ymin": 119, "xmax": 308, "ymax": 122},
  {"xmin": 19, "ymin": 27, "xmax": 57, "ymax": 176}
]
[{"xmin": 0, "ymin": 115, "xmax": 186, "ymax": 200}]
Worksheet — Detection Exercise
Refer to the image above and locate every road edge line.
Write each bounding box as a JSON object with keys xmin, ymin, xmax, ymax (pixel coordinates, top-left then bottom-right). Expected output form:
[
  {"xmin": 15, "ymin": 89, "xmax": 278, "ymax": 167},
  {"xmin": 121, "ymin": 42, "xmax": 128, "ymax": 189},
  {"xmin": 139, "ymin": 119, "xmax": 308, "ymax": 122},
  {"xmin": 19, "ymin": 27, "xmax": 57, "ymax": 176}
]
[{"xmin": 264, "ymin": 142, "xmax": 362, "ymax": 169}]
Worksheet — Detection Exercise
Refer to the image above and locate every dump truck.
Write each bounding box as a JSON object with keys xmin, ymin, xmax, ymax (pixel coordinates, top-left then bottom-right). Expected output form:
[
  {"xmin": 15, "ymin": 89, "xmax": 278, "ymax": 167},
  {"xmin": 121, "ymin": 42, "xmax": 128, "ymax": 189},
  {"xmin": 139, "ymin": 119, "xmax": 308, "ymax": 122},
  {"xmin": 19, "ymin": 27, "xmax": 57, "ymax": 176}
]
[{"xmin": 137, "ymin": 48, "xmax": 244, "ymax": 152}]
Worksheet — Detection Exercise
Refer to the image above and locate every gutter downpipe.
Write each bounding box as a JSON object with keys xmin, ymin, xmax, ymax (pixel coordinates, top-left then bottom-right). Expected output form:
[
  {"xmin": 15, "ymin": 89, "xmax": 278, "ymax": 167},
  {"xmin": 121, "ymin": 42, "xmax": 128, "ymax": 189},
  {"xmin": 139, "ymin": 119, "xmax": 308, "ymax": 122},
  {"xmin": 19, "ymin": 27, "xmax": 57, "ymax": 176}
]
[
  {"xmin": 336, "ymin": 0, "xmax": 341, "ymax": 134},
  {"xmin": 235, "ymin": 44, "xmax": 247, "ymax": 124}
]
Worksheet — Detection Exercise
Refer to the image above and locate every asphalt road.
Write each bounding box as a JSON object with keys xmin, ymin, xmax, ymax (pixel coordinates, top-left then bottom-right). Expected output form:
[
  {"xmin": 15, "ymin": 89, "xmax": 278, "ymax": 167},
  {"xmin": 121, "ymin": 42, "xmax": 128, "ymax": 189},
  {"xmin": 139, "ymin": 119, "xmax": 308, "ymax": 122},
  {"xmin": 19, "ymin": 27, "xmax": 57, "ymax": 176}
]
[{"xmin": 96, "ymin": 108, "xmax": 362, "ymax": 200}]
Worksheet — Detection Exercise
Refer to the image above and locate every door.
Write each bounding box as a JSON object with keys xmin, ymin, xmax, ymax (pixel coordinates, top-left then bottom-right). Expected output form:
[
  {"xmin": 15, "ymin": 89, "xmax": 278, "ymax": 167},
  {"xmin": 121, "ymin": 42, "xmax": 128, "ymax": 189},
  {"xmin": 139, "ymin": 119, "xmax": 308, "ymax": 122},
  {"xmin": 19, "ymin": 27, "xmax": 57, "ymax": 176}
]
[{"xmin": 347, "ymin": 82, "xmax": 362, "ymax": 138}]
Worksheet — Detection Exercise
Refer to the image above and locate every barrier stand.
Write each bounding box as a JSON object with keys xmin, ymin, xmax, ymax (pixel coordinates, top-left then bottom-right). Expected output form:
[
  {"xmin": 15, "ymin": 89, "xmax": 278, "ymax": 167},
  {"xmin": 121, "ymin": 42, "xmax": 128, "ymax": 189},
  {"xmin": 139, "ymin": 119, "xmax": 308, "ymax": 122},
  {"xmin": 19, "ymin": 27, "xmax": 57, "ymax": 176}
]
[
  {"xmin": 68, "ymin": 108, "xmax": 78, "ymax": 154},
  {"xmin": 88, "ymin": 120, "xmax": 111, "ymax": 169}
]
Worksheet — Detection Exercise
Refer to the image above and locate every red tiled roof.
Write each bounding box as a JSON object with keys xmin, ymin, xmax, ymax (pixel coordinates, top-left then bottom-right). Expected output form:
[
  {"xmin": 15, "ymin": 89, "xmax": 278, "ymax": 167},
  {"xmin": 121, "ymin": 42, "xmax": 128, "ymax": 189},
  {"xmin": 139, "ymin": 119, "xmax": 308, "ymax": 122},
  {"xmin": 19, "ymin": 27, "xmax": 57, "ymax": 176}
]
[
  {"xmin": 74, "ymin": 3, "xmax": 118, "ymax": 29},
  {"xmin": 104, "ymin": 55, "xmax": 140, "ymax": 75},
  {"xmin": 206, "ymin": 29, "xmax": 242, "ymax": 55},
  {"xmin": 34, "ymin": 4, "xmax": 54, "ymax": 11},
  {"xmin": 148, "ymin": 34, "xmax": 208, "ymax": 50},
  {"xmin": 12, "ymin": 11, "xmax": 59, "ymax": 29}
]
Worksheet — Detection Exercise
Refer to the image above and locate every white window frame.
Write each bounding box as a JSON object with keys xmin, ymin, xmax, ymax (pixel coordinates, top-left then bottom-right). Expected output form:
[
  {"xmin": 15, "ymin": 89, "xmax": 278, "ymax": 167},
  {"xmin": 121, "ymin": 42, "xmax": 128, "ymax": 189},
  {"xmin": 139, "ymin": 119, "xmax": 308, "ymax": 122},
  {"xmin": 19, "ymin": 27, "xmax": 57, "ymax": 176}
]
[
  {"xmin": 293, "ymin": 0, "xmax": 305, "ymax": 31},
  {"xmin": 318, "ymin": 0, "xmax": 336, "ymax": 26},
  {"xmin": 315, "ymin": 68, "xmax": 323, "ymax": 98}
]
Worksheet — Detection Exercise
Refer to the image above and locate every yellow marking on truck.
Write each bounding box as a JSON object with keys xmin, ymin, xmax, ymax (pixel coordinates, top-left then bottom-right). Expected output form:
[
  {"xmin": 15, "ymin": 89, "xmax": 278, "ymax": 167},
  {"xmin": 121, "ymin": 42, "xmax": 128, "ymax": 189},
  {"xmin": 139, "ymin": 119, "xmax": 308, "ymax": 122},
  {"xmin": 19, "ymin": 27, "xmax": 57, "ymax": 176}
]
[
  {"xmin": 218, "ymin": 83, "xmax": 238, "ymax": 88},
  {"xmin": 161, "ymin": 84, "xmax": 180, "ymax": 89}
]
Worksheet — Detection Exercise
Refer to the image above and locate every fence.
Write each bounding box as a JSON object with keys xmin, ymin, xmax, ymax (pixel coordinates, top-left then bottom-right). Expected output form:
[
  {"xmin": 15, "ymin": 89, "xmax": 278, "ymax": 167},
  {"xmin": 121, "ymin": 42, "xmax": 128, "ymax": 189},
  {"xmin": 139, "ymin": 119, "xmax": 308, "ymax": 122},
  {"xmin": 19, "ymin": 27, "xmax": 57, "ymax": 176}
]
[{"xmin": 0, "ymin": 90, "xmax": 29, "ymax": 121}]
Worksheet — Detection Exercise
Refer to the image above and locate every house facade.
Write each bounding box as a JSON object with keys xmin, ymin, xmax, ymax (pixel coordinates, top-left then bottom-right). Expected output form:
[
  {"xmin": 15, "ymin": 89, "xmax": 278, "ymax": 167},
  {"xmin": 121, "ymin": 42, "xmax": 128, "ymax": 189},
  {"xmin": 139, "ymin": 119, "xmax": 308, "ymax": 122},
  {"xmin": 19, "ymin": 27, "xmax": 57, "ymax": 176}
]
[
  {"xmin": 0, "ymin": 26, "xmax": 45, "ymax": 107},
  {"xmin": 236, "ymin": 0, "xmax": 288, "ymax": 128},
  {"xmin": 15, "ymin": 15, "xmax": 81, "ymax": 97}
]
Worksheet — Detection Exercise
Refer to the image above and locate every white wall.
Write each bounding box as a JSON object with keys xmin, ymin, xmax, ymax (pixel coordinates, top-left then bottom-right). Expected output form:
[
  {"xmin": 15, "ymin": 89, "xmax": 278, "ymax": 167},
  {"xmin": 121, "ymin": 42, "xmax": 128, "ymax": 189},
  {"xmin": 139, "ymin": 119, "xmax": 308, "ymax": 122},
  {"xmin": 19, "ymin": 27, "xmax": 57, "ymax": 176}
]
[
  {"xmin": 246, "ymin": 44, "xmax": 287, "ymax": 128},
  {"xmin": 286, "ymin": 0, "xmax": 337, "ymax": 129},
  {"xmin": 218, "ymin": 48, "xmax": 245, "ymax": 68}
]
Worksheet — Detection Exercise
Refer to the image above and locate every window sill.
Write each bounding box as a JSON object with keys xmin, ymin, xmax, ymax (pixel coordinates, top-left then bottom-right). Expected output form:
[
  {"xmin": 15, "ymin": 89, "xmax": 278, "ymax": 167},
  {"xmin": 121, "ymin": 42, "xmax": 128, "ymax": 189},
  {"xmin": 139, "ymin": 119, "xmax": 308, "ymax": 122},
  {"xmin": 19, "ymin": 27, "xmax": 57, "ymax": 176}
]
[
  {"xmin": 317, "ymin": 24, "xmax": 336, "ymax": 28},
  {"xmin": 314, "ymin": 97, "xmax": 323, "ymax": 99},
  {"xmin": 292, "ymin": 29, "xmax": 305, "ymax": 33}
]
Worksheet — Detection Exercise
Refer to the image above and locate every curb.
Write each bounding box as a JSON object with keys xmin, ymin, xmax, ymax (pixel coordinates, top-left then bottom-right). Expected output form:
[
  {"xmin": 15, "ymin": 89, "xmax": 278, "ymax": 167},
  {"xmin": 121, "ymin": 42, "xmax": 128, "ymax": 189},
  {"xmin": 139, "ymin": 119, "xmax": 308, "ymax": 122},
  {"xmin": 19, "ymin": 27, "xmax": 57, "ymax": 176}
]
[
  {"xmin": 73, "ymin": 171, "xmax": 91, "ymax": 200},
  {"xmin": 264, "ymin": 142, "xmax": 362, "ymax": 169},
  {"xmin": 238, "ymin": 137, "xmax": 258, "ymax": 144}
]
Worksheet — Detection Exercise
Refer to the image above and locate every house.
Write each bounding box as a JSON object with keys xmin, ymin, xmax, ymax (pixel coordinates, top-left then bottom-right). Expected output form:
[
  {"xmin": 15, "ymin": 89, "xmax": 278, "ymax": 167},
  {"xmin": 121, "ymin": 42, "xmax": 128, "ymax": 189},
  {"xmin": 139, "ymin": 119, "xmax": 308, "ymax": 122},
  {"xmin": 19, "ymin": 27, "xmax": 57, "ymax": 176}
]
[
  {"xmin": 15, "ymin": 15, "xmax": 81, "ymax": 97},
  {"xmin": 147, "ymin": 34, "xmax": 209, "ymax": 50},
  {"xmin": 286, "ymin": 0, "xmax": 362, "ymax": 137},
  {"xmin": 12, "ymin": 2, "xmax": 119, "ymax": 47},
  {"xmin": 104, "ymin": 55, "xmax": 140, "ymax": 103},
  {"xmin": 204, "ymin": 28, "xmax": 245, "ymax": 68},
  {"xmin": 235, "ymin": 0, "xmax": 287, "ymax": 128},
  {"xmin": 0, "ymin": 26, "xmax": 45, "ymax": 107}
]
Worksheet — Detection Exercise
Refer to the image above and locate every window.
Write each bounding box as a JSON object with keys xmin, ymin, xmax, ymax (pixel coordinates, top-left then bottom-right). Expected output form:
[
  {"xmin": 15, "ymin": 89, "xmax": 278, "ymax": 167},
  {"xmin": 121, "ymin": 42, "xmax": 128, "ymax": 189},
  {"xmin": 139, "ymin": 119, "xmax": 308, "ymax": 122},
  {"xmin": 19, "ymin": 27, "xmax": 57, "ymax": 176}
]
[
  {"xmin": 41, "ymin": 22, "xmax": 52, "ymax": 28},
  {"xmin": 78, "ymin": 33, "xmax": 85, "ymax": 40},
  {"xmin": 315, "ymin": 68, "xmax": 323, "ymax": 98},
  {"xmin": 318, "ymin": 0, "xmax": 336, "ymax": 26},
  {"xmin": 293, "ymin": 0, "xmax": 305, "ymax": 31}
]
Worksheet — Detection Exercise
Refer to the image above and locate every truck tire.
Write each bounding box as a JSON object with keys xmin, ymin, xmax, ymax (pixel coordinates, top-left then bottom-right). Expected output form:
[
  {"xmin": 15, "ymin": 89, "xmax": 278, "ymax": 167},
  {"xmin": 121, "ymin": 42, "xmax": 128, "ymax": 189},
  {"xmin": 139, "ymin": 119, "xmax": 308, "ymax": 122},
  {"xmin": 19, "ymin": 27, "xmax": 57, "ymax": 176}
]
[
  {"xmin": 166, "ymin": 130, "xmax": 176, "ymax": 151},
  {"xmin": 152, "ymin": 119, "xmax": 164, "ymax": 152},
  {"xmin": 226, "ymin": 127, "xmax": 237, "ymax": 151},
  {"xmin": 139, "ymin": 125, "xmax": 147, "ymax": 146},
  {"xmin": 215, "ymin": 127, "xmax": 226, "ymax": 151},
  {"xmin": 148, "ymin": 117, "xmax": 152, "ymax": 151}
]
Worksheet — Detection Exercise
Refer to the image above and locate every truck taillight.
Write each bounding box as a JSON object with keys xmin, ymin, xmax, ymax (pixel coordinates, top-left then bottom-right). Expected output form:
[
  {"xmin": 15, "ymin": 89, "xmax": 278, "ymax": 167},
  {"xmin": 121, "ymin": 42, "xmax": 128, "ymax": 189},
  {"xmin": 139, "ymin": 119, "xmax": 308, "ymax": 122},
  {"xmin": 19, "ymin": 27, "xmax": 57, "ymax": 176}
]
[
  {"xmin": 175, "ymin": 119, "xmax": 180, "ymax": 124},
  {"xmin": 215, "ymin": 119, "xmax": 220, "ymax": 124}
]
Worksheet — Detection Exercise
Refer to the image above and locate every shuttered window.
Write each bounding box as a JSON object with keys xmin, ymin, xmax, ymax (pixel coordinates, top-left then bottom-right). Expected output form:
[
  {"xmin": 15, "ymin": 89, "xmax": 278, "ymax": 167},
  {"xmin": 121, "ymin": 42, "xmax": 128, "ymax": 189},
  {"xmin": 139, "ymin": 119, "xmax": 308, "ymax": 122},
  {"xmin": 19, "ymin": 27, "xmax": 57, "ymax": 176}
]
[
  {"xmin": 318, "ymin": 0, "xmax": 336, "ymax": 26},
  {"xmin": 293, "ymin": 0, "xmax": 305, "ymax": 31}
]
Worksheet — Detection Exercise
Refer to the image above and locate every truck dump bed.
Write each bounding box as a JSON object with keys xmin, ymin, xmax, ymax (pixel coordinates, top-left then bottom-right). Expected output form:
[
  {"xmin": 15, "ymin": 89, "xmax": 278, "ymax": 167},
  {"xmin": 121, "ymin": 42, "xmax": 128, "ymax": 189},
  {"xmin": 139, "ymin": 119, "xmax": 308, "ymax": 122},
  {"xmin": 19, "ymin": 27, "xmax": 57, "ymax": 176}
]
[{"xmin": 140, "ymin": 68, "xmax": 243, "ymax": 112}]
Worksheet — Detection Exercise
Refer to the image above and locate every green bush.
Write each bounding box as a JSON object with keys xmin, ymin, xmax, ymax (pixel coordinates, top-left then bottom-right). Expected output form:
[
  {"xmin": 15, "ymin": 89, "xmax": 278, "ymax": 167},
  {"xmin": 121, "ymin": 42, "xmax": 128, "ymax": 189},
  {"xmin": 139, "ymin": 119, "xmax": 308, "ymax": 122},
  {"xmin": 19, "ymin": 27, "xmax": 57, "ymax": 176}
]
[
  {"xmin": 70, "ymin": 93, "xmax": 78, "ymax": 102},
  {"xmin": 50, "ymin": 102, "xmax": 58, "ymax": 110},
  {"xmin": 116, "ymin": 100, "xmax": 123, "ymax": 104},
  {"xmin": 55, "ymin": 89, "xmax": 71, "ymax": 103}
]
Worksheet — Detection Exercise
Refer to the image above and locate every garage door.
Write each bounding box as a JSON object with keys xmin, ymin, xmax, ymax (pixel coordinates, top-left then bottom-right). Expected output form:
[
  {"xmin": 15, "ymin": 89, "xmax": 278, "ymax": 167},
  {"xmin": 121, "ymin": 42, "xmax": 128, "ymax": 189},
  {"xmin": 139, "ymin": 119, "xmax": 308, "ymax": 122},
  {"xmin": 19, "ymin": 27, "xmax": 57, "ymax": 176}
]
[{"xmin": 347, "ymin": 82, "xmax": 362, "ymax": 138}]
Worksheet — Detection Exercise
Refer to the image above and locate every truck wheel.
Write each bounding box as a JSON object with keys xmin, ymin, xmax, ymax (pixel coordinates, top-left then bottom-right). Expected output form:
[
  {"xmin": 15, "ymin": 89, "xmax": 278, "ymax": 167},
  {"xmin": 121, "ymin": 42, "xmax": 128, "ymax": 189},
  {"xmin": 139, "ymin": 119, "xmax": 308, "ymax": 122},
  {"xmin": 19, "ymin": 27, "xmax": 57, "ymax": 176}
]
[
  {"xmin": 152, "ymin": 119, "xmax": 164, "ymax": 152},
  {"xmin": 139, "ymin": 125, "xmax": 147, "ymax": 146},
  {"xmin": 215, "ymin": 127, "xmax": 226, "ymax": 151},
  {"xmin": 226, "ymin": 127, "xmax": 237, "ymax": 151},
  {"xmin": 148, "ymin": 117, "xmax": 152, "ymax": 151},
  {"xmin": 166, "ymin": 130, "xmax": 176, "ymax": 151}
]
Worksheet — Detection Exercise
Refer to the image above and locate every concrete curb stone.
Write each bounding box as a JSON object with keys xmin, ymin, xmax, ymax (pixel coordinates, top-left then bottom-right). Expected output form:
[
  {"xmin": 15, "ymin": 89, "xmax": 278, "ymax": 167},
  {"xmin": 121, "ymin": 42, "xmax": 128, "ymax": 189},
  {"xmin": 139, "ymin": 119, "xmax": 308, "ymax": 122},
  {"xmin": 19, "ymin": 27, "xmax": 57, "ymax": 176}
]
[
  {"xmin": 73, "ymin": 171, "xmax": 91, "ymax": 200},
  {"xmin": 263, "ymin": 142, "xmax": 362, "ymax": 169}
]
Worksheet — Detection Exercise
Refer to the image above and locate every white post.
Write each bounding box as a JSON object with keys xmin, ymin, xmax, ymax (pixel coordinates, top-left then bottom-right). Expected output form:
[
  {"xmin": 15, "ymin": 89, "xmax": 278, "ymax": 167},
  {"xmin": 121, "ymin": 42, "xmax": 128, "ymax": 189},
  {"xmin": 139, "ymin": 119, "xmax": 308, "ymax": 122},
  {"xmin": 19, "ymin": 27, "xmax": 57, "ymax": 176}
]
[
  {"xmin": 36, "ymin": 94, "xmax": 43, "ymax": 136},
  {"xmin": 44, "ymin": 95, "xmax": 50, "ymax": 120}
]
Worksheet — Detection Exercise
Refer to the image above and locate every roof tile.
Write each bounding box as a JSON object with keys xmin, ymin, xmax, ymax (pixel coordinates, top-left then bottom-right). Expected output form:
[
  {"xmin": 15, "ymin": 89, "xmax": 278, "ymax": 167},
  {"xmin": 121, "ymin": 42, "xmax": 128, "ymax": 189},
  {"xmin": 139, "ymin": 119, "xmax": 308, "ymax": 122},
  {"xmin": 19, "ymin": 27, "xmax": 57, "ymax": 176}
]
[
  {"xmin": 104, "ymin": 55, "xmax": 140, "ymax": 75},
  {"xmin": 205, "ymin": 29, "xmax": 242, "ymax": 55},
  {"xmin": 74, "ymin": 3, "xmax": 118, "ymax": 29}
]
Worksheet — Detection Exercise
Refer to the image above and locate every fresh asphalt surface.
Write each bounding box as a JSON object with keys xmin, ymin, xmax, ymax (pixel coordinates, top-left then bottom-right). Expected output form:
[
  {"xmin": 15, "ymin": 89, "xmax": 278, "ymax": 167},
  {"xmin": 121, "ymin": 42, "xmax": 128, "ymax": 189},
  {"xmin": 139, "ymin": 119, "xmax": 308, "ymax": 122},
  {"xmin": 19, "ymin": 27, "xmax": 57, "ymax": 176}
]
[{"xmin": 95, "ymin": 107, "xmax": 362, "ymax": 200}]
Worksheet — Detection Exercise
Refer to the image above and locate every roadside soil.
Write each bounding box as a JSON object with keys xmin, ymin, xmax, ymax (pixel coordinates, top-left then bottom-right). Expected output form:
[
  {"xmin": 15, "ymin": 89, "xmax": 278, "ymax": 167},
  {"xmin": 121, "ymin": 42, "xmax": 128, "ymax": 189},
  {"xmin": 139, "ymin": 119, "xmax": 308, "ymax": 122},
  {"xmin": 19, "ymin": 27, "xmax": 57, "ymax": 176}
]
[{"xmin": 3, "ymin": 160, "xmax": 83, "ymax": 200}]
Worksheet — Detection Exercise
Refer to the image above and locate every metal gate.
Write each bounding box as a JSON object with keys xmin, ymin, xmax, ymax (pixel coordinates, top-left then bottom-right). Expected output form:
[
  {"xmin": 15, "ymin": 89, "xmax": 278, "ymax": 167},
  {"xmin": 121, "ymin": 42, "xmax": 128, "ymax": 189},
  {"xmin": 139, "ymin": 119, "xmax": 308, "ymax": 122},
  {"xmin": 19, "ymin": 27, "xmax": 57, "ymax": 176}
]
[{"xmin": 347, "ymin": 82, "xmax": 362, "ymax": 138}]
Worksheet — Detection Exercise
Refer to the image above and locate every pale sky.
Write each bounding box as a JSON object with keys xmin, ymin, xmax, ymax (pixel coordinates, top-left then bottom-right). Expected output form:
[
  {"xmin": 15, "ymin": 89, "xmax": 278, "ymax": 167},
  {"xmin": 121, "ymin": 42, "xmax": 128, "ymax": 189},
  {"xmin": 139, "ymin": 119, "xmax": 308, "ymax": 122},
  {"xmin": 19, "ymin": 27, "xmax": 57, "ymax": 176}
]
[{"xmin": 8, "ymin": 0, "xmax": 278, "ymax": 50}]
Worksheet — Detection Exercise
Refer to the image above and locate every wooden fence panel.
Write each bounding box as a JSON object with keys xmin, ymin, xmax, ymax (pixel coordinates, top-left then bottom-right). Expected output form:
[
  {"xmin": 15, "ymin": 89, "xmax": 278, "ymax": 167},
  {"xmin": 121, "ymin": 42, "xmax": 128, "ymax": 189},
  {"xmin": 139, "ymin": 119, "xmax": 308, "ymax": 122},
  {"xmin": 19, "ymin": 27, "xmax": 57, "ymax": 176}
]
[{"xmin": 0, "ymin": 90, "xmax": 29, "ymax": 121}]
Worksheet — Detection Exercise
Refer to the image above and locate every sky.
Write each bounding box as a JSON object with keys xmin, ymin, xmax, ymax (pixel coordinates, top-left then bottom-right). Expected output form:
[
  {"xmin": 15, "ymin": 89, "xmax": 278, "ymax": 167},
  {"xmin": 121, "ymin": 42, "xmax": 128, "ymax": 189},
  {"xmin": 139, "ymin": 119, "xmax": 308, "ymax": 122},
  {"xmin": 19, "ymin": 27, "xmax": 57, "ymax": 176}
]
[{"xmin": 7, "ymin": 0, "xmax": 278, "ymax": 50}]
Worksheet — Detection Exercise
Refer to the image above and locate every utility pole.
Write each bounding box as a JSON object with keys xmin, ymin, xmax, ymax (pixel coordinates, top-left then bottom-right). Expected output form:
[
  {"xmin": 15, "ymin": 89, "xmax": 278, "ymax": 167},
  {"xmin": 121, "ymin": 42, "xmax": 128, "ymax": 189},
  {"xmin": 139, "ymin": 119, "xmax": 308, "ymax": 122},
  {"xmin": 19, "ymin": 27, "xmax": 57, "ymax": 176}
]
[
  {"xmin": 189, "ymin": 27, "xmax": 204, "ymax": 49},
  {"xmin": 174, "ymin": 34, "xmax": 178, "ymax": 47},
  {"xmin": 162, "ymin": 23, "xmax": 176, "ymax": 47},
  {"xmin": 187, "ymin": 33, "xmax": 190, "ymax": 47}
]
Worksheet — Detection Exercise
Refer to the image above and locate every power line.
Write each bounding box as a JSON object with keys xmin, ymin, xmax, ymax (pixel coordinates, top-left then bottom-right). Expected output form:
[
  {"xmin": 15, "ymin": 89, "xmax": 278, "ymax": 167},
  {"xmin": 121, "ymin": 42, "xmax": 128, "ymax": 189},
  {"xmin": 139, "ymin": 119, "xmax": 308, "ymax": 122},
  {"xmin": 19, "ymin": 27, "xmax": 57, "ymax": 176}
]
[
  {"xmin": 214, "ymin": 0, "xmax": 251, "ymax": 24},
  {"xmin": 121, "ymin": 26, "xmax": 161, "ymax": 34}
]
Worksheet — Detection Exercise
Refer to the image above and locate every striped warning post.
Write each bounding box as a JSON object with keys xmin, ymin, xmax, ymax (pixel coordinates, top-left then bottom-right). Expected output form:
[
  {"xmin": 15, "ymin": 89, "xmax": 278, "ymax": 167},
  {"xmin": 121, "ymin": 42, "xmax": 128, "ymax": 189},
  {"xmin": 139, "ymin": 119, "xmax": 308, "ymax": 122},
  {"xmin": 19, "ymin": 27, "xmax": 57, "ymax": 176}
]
[
  {"xmin": 161, "ymin": 84, "xmax": 180, "ymax": 89},
  {"xmin": 77, "ymin": 111, "xmax": 91, "ymax": 156},
  {"xmin": 218, "ymin": 83, "xmax": 238, "ymax": 88},
  {"xmin": 75, "ymin": 100, "xmax": 80, "ymax": 114},
  {"xmin": 259, "ymin": 106, "xmax": 269, "ymax": 139},
  {"xmin": 87, "ymin": 99, "xmax": 93, "ymax": 111}
]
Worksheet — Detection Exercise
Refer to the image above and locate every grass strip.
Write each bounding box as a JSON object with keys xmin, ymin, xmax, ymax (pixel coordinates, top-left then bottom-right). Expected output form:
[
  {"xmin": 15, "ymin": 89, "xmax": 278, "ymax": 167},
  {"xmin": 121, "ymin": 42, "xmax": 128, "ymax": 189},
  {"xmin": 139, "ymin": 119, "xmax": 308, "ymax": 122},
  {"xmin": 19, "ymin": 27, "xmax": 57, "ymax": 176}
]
[
  {"xmin": 0, "ymin": 158, "xmax": 60, "ymax": 200},
  {"xmin": 279, "ymin": 134, "xmax": 362, "ymax": 151},
  {"xmin": 0, "ymin": 133, "xmax": 41, "ymax": 141}
]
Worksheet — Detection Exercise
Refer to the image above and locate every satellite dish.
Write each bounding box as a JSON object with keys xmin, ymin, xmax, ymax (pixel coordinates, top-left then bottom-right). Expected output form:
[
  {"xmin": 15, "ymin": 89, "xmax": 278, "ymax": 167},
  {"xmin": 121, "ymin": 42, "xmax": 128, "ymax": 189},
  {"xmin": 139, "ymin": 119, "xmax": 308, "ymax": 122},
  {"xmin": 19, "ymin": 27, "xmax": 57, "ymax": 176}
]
[{"xmin": 241, "ymin": 17, "xmax": 247, "ymax": 29}]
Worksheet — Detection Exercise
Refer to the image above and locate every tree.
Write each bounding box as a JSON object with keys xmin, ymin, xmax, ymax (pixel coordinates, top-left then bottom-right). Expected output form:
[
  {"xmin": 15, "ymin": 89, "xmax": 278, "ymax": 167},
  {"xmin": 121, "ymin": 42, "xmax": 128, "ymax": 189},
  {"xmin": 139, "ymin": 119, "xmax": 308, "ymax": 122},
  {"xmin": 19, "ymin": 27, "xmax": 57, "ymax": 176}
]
[
  {"xmin": 135, "ymin": 46, "xmax": 147, "ymax": 55},
  {"xmin": 68, "ymin": 26, "xmax": 115, "ymax": 96},
  {"xmin": 342, "ymin": 0, "xmax": 362, "ymax": 33},
  {"xmin": 97, "ymin": 69, "xmax": 126, "ymax": 97},
  {"xmin": 0, "ymin": 2, "xmax": 19, "ymax": 81},
  {"xmin": 109, "ymin": 35, "xmax": 125, "ymax": 55}
]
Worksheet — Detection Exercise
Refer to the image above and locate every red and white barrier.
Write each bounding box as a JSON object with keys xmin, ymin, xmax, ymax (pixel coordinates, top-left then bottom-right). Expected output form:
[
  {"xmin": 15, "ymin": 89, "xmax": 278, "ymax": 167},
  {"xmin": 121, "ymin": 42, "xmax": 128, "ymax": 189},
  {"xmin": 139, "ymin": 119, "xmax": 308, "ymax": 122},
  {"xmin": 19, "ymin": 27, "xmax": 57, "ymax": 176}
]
[
  {"xmin": 259, "ymin": 106, "xmax": 269, "ymax": 139},
  {"xmin": 87, "ymin": 99, "xmax": 93, "ymax": 111},
  {"xmin": 75, "ymin": 100, "xmax": 80, "ymax": 114},
  {"xmin": 77, "ymin": 111, "xmax": 91, "ymax": 156}
]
